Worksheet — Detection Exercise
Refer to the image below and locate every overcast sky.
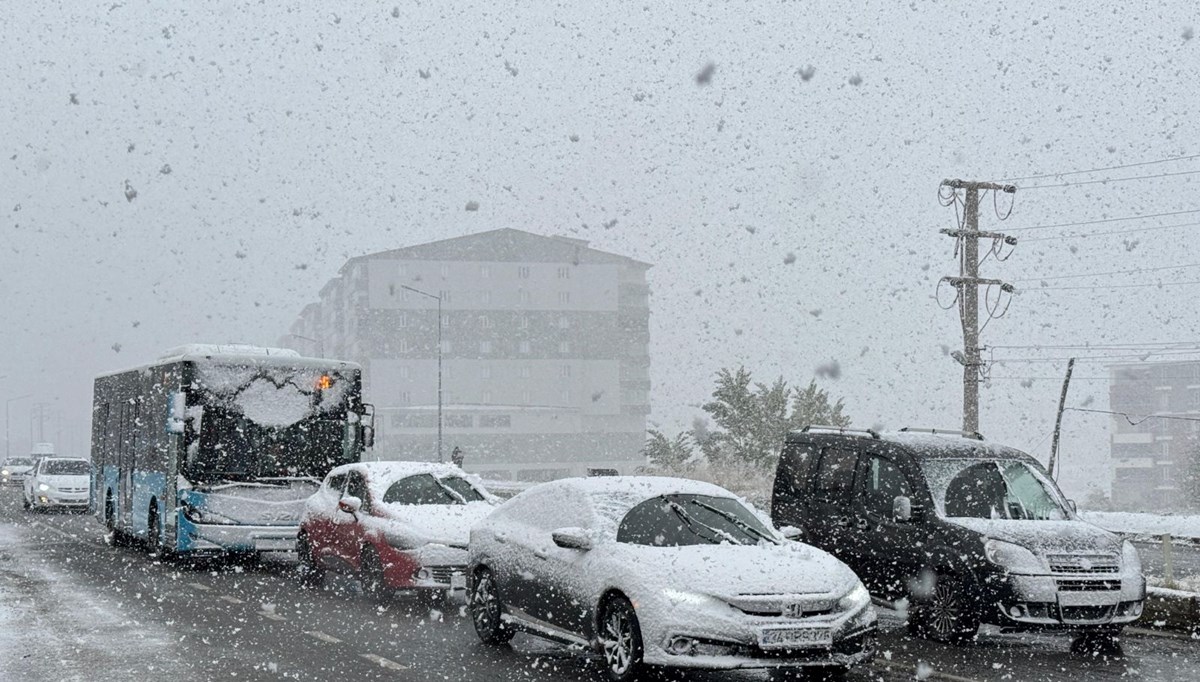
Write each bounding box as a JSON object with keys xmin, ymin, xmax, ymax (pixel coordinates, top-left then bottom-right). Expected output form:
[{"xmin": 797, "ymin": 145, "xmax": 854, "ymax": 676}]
[{"xmin": 2, "ymin": 1, "xmax": 1197, "ymax": 498}]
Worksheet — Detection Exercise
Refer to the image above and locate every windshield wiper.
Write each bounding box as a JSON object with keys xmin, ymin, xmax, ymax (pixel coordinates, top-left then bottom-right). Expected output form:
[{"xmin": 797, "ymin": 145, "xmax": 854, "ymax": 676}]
[
  {"xmin": 687, "ymin": 499, "xmax": 780, "ymax": 545},
  {"xmin": 662, "ymin": 497, "xmax": 746, "ymax": 545},
  {"xmin": 432, "ymin": 477, "xmax": 468, "ymax": 505}
]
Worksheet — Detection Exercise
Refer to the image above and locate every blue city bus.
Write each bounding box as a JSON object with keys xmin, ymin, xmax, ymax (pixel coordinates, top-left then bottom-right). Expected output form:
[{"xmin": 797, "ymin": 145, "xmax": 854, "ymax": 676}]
[{"xmin": 91, "ymin": 344, "xmax": 372, "ymax": 557}]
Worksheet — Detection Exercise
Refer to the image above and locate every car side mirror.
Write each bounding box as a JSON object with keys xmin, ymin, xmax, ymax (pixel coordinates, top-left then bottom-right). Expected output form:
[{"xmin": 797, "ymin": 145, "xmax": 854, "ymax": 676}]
[
  {"xmin": 551, "ymin": 527, "xmax": 592, "ymax": 550},
  {"xmin": 778, "ymin": 525, "xmax": 804, "ymax": 541},
  {"xmin": 338, "ymin": 496, "xmax": 362, "ymax": 516},
  {"xmin": 893, "ymin": 495, "xmax": 913, "ymax": 523}
]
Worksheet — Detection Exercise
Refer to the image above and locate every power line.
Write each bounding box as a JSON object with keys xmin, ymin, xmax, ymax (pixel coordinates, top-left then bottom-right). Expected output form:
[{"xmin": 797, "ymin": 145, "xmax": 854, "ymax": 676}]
[
  {"xmin": 1064, "ymin": 407, "xmax": 1200, "ymax": 425},
  {"xmin": 1002, "ymin": 153, "xmax": 1200, "ymax": 182},
  {"xmin": 991, "ymin": 349, "xmax": 1200, "ymax": 363},
  {"xmin": 1032, "ymin": 279, "xmax": 1200, "ymax": 291},
  {"xmin": 1021, "ymin": 220, "xmax": 1200, "ymax": 242},
  {"xmin": 1013, "ymin": 262, "xmax": 1200, "ymax": 283},
  {"xmin": 1018, "ymin": 168, "xmax": 1200, "ymax": 190},
  {"xmin": 990, "ymin": 341, "xmax": 1200, "ymax": 350},
  {"xmin": 1005, "ymin": 208, "xmax": 1200, "ymax": 232}
]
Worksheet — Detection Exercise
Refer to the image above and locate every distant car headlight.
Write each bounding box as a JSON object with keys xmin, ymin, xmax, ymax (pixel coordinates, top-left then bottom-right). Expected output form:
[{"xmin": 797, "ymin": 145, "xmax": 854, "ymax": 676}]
[
  {"xmin": 984, "ymin": 539, "xmax": 1044, "ymax": 573},
  {"xmin": 837, "ymin": 583, "xmax": 871, "ymax": 612},
  {"xmin": 1122, "ymin": 540, "xmax": 1142, "ymax": 575},
  {"xmin": 1, "ymin": 469, "xmax": 9, "ymax": 476},
  {"xmin": 38, "ymin": 483, "xmax": 51, "ymax": 492}
]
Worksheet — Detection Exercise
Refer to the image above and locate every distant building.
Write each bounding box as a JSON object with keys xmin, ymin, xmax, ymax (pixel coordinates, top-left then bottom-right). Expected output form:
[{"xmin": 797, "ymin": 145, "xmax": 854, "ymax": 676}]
[
  {"xmin": 1109, "ymin": 360, "xmax": 1200, "ymax": 510},
  {"xmin": 283, "ymin": 228, "xmax": 652, "ymax": 480}
]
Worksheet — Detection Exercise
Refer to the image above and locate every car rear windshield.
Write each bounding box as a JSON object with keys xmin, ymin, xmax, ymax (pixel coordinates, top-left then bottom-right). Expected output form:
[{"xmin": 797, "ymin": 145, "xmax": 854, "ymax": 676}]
[
  {"xmin": 382, "ymin": 474, "xmax": 483, "ymax": 505},
  {"xmin": 43, "ymin": 460, "xmax": 90, "ymax": 475},
  {"xmin": 922, "ymin": 459, "xmax": 1070, "ymax": 521},
  {"xmin": 617, "ymin": 494, "xmax": 777, "ymax": 547}
]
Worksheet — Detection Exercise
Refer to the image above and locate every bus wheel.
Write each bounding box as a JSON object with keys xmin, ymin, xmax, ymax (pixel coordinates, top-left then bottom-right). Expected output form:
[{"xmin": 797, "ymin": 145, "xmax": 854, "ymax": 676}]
[{"xmin": 146, "ymin": 504, "xmax": 161, "ymax": 557}]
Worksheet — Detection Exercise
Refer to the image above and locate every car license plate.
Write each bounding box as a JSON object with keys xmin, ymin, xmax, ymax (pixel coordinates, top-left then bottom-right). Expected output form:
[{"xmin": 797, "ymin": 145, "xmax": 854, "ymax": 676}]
[{"xmin": 760, "ymin": 627, "xmax": 833, "ymax": 649}]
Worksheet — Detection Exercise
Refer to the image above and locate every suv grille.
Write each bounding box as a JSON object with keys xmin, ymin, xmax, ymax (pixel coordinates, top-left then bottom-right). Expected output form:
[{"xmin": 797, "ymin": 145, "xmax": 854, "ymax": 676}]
[
  {"xmin": 1046, "ymin": 553, "xmax": 1119, "ymax": 574},
  {"xmin": 1060, "ymin": 605, "xmax": 1116, "ymax": 622},
  {"xmin": 427, "ymin": 566, "xmax": 465, "ymax": 585}
]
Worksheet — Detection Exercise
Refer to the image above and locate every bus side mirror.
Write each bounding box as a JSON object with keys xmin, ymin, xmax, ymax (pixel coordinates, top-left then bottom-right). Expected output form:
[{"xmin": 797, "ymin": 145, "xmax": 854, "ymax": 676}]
[
  {"xmin": 893, "ymin": 496, "xmax": 913, "ymax": 523},
  {"xmin": 167, "ymin": 392, "xmax": 187, "ymax": 434}
]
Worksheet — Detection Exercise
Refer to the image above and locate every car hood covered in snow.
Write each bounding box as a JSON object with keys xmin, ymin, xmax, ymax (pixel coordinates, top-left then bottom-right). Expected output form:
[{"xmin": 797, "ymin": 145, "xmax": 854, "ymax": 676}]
[
  {"xmin": 374, "ymin": 501, "xmax": 496, "ymax": 547},
  {"xmin": 35, "ymin": 474, "xmax": 90, "ymax": 489},
  {"xmin": 622, "ymin": 541, "xmax": 859, "ymax": 598},
  {"xmin": 948, "ymin": 518, "xmax": 1122, "ymax": 555}
]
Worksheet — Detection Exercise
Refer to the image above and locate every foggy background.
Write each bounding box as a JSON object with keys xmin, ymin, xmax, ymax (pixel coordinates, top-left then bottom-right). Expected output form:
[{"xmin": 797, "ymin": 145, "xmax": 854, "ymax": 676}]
[{"xmin": 2, "ymin": 1, "xmax": 1197, "ymax": 500}]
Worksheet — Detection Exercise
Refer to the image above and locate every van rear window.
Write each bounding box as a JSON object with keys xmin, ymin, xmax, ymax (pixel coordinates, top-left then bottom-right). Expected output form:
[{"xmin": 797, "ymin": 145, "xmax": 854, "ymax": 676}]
[{"xmin": 814, "ymin": 448, "xmax": 857, "ymax": 493}]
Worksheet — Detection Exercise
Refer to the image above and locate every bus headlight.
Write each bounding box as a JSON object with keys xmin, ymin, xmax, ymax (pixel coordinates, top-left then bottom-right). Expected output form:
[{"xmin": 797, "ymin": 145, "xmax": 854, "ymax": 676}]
[{"xmin": 182, "ymin": 504, "xmax": 238, "ymax": 525}]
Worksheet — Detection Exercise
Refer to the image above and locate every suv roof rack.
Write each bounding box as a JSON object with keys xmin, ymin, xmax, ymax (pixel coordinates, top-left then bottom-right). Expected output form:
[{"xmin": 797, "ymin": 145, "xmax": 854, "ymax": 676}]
[
  {"xmin": 898, "ymin": 427, "xmax": 985, "ymax": 441},
  {"xmin": 799, "ymin": 425, "xmax": 881, "ymax": 439}
]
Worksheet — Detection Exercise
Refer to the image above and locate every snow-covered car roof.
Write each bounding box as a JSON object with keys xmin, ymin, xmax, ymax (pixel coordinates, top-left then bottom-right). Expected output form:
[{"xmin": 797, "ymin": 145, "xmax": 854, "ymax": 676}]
[
  {"xmin": 326, "ymin": 460, "xmax": 493, "ymax": 503},
  {"xmin": 517, "ymin": 476, "xmax": 753, "ymax": 539},
  {"xmin": 789, "ymin": 428, "xmax": 1036, "ymax": 463}
]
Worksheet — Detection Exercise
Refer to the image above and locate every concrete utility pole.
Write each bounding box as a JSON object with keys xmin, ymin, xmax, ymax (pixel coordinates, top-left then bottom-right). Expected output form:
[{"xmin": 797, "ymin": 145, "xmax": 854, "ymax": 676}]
[
  {"xmin": 940, "ymin": 179, "xmax": 1017, "ymax": 433},
  {"xmin": 1048, "ymin": 357, "xmax": 1076, "ymax": 480}
]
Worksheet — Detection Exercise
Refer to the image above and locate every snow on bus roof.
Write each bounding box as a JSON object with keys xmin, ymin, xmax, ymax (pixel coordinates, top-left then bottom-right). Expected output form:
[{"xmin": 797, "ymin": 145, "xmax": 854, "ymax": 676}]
[{"xmin": 96, "ymin": 344, "xmax": 359, "ymax": 379}]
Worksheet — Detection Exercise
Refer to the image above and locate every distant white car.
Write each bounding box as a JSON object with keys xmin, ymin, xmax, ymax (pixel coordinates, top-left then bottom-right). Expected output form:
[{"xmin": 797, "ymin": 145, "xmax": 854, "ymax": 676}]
[
  {"xmin": 468, "ymin": 476, "xmax": 877, "ymax": 681},
  {"xmin": 1, "ymin": 456, "xmax": 36, "ymax": 485},
  {"xmin": 298, "ymin": 461, "xmax": 499, "ymax": 597},
  {"xmin": 24, "ymin": 458, "xmax": 92, "ymax": 512}
]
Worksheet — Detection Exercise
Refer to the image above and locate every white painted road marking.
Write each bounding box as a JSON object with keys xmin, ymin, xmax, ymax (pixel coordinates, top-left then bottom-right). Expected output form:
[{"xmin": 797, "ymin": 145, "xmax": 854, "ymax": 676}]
[
  {"xmin": 305, "ymin": 630, "xmax": 342, "ymax": 644},
  {"xmin": 361, "ymin": 654, "xmax": 408, "ymax": 670},
  {"xmin": 220, "ymin": 595, "xmax": 244, "ymax": 604},
  {"xmin": 258, "ymin": 611, "xmax": 286, "ymax": 621},
  {"xmin": 188, "ymin": 582, "xmax": 213, "ymax": 592}
]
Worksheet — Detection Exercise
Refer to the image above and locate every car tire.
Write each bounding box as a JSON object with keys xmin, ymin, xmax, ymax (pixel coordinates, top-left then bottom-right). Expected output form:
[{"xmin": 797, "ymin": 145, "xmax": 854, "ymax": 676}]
[
  {"xmin": 359, "ymin": 545, "xmax": 389, "ymax": 600},
  {"xmin": 908, "ymin": 573, "xmax": 979, "ymax": 643},
  {"xmin": 296, "ymin": 532, "xmax": 325, "ymax": 589},
  {"xmin": 598, "ymin": 594, "xmax": 645, "ymax": 682},
  {"xmin": 470, "ymin": 567, "xmax": 515, "ymax": 644},
  {"xmin": 146, "ymin": 505, "xmax": 161, "ymax": 557}
]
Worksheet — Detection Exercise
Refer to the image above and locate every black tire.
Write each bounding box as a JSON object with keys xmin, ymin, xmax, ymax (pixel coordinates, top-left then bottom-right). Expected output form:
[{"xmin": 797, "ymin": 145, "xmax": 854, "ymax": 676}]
[
  {"xmin": 598, "ymin": 595, "xmax": 645, "ymax": 682},
  {"xmin": 22, "ymin": 494, "xmax": 30, "ymax": 511},
  {"xmin": 146, "ymin": 505, "xmax": 161, "ymax": 555},
  {"xmin": 296, "ymin": 532, "xmax": 325, "ymax": 589},
  {"xmin": 470, "ymin": 567, "xmax": 515, "ymax": 644},
  {"xmin": 908, "ymin": 573, "xmax": 979, "ymax": 643},
  {"xmin": 359, "ymin": 545, "xmax": 389, "ymax": 599}
]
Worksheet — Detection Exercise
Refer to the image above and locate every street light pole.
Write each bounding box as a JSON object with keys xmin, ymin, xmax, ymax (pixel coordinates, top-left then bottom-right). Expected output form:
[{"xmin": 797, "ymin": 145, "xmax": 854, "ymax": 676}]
[
  {"xmin": 5, "ymin": 394, "xmax": 33, "ymax": 460},
  {"xmin": 401, "ymin": 285, "xmax": 444, "ymax": 463}
]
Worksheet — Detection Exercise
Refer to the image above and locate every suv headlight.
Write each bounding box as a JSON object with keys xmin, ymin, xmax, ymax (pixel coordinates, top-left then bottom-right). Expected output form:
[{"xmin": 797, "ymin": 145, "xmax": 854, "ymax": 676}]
[
  {"xmin": 837, "ymin": 583, "xmax": 871, "ymax": 612},
  {"xmin": 984, "ymin": 539, "xmax": 1044, "ymax": 573},
  {"xmin": 1121, "ymin": 540, "xmax": 1142, "ymax": 575}
]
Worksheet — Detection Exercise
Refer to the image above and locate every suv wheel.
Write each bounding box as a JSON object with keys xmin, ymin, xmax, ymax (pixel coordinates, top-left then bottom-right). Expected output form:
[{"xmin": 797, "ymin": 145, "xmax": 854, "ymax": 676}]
[
  {"xmin": 470, "ymin": 567, "xmax": 515, "ymax": 644},
  {"xmin": 909, "ymin": 573, "xmax": 979, "ymax": 642},
  {"xmin": 598, "ymin": 595, "xmax": 644, "ymax": 682}
]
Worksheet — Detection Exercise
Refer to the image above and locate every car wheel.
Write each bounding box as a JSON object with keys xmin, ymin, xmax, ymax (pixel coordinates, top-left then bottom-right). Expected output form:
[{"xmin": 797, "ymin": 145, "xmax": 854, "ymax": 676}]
[
  {"xmin": 359, "ymin": 545, "xmax": 389, "ymax": 600},
  {"xmin": 598, "ymin": 594, "xmax": 644, "ymax": 682},
  {"xmin": 470, "ymin": 567, "xmax": 515, "ymax": 644},
  {"xmin": 909, "ymin": 573, "xmax": 979, "ymax": 643},
  {"xmin": 296, "ymin": 533, "xmax": 325, "ymax": 588}
]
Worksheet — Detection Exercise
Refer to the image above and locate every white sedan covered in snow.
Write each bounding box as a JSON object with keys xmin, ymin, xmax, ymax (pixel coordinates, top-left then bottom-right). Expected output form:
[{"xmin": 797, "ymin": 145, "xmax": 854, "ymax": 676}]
[{"xmin": 468, "ymin": 476, "xmax": 876, "ymax": 681}]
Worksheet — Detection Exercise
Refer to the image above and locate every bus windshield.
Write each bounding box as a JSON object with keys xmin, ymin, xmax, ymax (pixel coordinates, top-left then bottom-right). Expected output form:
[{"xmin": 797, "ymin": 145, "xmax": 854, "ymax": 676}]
[{"xmin": 187, "ymin": 405, "xmax": 356, "ymax": 481}]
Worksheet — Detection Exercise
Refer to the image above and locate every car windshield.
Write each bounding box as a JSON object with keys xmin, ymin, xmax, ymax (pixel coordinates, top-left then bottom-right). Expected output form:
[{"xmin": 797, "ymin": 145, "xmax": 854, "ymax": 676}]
[
  {"xmin": 617, "ymin": 494, "xmax": 777, "ymax": 547},
  {"xmin": 42, "ymin": 460, "xmax": 90, "ymax": 475},
  {"xmin": 6, "ymin": 458, "xmax": 33, "ymax": 467},
  {"xmin": 383, "ymin": 474, "xmax": 481, "ymax": 505},
  {"xmin": 922, "ymin": 459, "xmax": 1070, "ymax": 521}
]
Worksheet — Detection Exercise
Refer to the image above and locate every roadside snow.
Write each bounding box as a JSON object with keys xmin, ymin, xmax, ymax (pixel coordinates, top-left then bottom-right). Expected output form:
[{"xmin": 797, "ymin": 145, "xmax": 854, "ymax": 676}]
[{"xmin": 1081, "ymin": 511, "xmax": 1200, "ymax": 540}]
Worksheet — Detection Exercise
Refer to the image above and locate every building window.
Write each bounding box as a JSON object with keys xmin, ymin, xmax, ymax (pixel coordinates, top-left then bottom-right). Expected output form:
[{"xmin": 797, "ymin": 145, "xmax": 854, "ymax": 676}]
[
  {"xmin": 399, "ymin": 366, "xmax": 410, "ymax": 379},
  {"xmin": 479, "ymin": 315, "xmax": 493, "ymax": 329},
  {"xmin": 557, "ymin": 266, "xmax": 570, "ymax": 279},
  {"xmin": 399, "ymin": 391, "xmax": 411, "ymax": 404},
  {"xmin": 560, "ymin": 389, "xmax": 571, "ymax": 403},
  {"xmin": 480, "ymin": 340, "xmax": 492, "ymax": 354},
  {"xmin": 397, "ymin": 263, "xmax": 407, "ymax": 277},
  {"xmin": 558, "ymin": 316, "xmax": 570, "ymax": 329},
  {"xmin": 521, "ymin": 389, "xmax": 531, "ymax": 404},
  {"xmin": 482, "ymin": 389, "xmax": 493, "ymax": 402},
  {"xmin": 398, "ymin": 314, "xmax": 407, "ymax": 328},
  {"xmin": 480, "ymin": 290, "xmax": 491, "ymax": 305},
  {"xmin": 518, "ymin": 266, "xmax": 531, "ymax": 279},
  {"xmin": 398, "ymin": 339, "xmax": 410, "ymax": 353},
  {"xmin": 560, "ymin": 365, "xmax": 571, "ymax": 378},
  {"xmin": 442, "ymin": 340, "xmax": 453, "ymax": 354},
  {"xmin": 480, "ymin": 264, "xmax": 490, "ymax": 279},
  {"xmin": 479, "ymin": 415, "xmax": 511, "ymax": 428},
  {"xmin": 521, "ymin": 365, "xmax": 532, "ymax": 379},
  {"xmin": 442, "ymin": 315, "xmax": 450, "ymax": 328},
  {"xmin": 558, "ymin": 291, "xmax": 571, "ymax": 304},
  {"xmin": 440, "ymin": 264, "xmax": 450, "ymax": 278},
  {"xmin": 480, "ymin": 365, "xmax": 492, "ymax": 379},
  {"xmin": 558, "ymin": 341, "xmax": 570, "ymax": 354},
  {"xmin": 439, "ymin": 290, "xmax": 452, "ymax": 304},
  {"xmin": 519, "ymin": 289, "xmax": 531, "ymax": 304},
  {"xmin": 519, "ymin": 315, "xmax": 529, "ymax": 329},
  {"xmin": 519, "ymin": 340, "xmax": 531, "ymax": 354}
]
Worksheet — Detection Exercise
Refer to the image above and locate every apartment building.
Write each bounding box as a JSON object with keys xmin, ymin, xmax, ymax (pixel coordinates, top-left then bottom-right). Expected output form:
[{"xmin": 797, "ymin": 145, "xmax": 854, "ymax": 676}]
[
  {"xmin": 1109, "ymin": 360, "xmax": 1200, "ymax": 510},
  {"xmin": 283, "ymin": 228, "xmax": 651, "ymax": 480}
]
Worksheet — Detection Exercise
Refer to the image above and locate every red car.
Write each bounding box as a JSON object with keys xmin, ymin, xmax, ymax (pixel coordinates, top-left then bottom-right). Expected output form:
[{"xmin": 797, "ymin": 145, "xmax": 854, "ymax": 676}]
[{"xmin": 297, "ymin": 462, "xmax": 499, "ymax": 598}]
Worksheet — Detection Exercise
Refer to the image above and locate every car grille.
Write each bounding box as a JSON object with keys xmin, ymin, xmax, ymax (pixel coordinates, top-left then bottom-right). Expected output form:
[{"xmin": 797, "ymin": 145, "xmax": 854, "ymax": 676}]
[
  {"xmin": 1060, "ymin": 605, "xmax": 1116, "ymax": 623},
  {"xmin": 1056, "ymin": 579, "xmax": 1121, "ymax": 592},
  {"xmin": 427, "ymin": 565, "xmax": 466, "ymax": 585},
  {"xmin": 726, "ymin": 594, "xmax": 835, "ymax": 618},
  {"xmin": 1046, "ymin": 553, "xmax": 1120, "ymax": 574},
  {"xmin": 58, "ymin": 487, "xmax": 88, "ymax": 494}
]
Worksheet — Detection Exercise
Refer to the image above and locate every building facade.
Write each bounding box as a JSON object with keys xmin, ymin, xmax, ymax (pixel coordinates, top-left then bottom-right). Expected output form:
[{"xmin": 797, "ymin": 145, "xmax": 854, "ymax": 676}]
[
  {"xmin": 1109, "ymin": 360, "xmax": 1200, "ymax": 510},
  {"xmin": 284, "ymin": 229, "xmax": 651, "ymax": 480}
]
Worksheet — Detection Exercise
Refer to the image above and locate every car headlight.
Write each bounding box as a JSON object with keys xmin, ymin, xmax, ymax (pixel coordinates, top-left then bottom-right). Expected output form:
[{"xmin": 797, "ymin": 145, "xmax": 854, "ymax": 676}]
[
  {"xmin": 38, "ymin": 483, "xmax": 51, "ymax": 492},
  {"xmin": 837, "ymin": 583, "xmax": 871, "ymax": 612},
  {"xmin": 984, "ymin": 539, "xmax": 1044, "ymax": 573},
  {"xmin": 1, "ymin": 469, "xmax": 9, "ymax": 476},
  {"xmin": 662, "ymin": 589, "xmax": 722, "ymax": 606},
  {"xmin": 1121, "ymin": 540, "xmax": 1142, "ymax": 575}
]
